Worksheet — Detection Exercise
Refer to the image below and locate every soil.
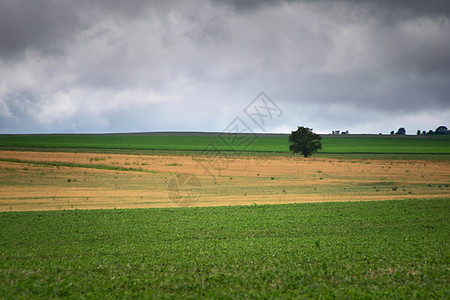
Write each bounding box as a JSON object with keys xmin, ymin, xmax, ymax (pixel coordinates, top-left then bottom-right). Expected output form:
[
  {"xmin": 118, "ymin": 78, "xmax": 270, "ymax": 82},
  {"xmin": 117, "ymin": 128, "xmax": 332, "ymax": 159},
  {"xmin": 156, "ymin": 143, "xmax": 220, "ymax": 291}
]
[{"xmin": 0, "ymin": 150, "xmax": 449, "ymax": 211}]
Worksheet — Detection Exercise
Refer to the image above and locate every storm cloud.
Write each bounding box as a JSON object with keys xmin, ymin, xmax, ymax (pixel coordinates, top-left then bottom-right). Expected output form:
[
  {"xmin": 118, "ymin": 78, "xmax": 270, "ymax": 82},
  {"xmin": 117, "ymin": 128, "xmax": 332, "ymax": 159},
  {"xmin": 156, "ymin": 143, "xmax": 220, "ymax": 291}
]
[{"xmin": 0, "ymin": 0, "xmax": 449, "ymax": 134}]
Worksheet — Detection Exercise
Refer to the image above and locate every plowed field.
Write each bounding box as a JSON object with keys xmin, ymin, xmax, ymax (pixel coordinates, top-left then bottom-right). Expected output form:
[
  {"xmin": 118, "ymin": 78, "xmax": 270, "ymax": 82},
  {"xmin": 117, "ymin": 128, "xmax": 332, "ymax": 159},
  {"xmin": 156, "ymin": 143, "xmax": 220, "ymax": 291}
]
[{"xmin": 0, "ymin": 150, "xmax": 449, "ymax": 211}]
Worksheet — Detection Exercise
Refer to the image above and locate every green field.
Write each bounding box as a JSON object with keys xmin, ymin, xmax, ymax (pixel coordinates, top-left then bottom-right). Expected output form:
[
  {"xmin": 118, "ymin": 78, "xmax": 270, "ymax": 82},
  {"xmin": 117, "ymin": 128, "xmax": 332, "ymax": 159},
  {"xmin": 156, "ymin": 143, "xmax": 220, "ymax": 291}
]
[
  {"xmin": 1, "ymin": 134, "xmax": 450, "ymax": 155},
  {"xmin": 0, "ymin": 199, "xmax": 448, "ymax": 298},
  {"xmin": 1, "ymin": 134, "xmax": 449, "ymax": 297}
]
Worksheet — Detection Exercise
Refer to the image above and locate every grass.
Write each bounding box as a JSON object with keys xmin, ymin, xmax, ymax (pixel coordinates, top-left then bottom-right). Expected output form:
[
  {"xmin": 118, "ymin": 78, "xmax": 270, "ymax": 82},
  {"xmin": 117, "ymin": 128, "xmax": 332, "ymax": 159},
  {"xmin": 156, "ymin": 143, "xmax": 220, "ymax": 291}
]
[
  {"xmin": 0, "ymin": 133, "xmax": 448, "ymax": 297},
  {"xmin": 1, "ymin": 134, "xmax": 450, "ymax": 156},
  {"xmin": 0, "ymin": 158, "xmax": 157, "ymax": 173},
  {"xmin": 321, "ymin": 135, "xmax": 450, "ymax": 154},
  {"xmin": 0, "ymin": 199, "xmax": 448, "ymax": 298}
]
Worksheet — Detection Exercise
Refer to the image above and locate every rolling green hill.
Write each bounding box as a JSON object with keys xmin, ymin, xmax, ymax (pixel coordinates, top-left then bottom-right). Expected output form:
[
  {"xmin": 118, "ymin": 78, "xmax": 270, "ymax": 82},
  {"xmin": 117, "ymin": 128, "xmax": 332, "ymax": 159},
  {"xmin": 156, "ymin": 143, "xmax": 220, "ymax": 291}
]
[{"xmin": 1, "ymin": 133, "xmax": 449, "ymax": 155}]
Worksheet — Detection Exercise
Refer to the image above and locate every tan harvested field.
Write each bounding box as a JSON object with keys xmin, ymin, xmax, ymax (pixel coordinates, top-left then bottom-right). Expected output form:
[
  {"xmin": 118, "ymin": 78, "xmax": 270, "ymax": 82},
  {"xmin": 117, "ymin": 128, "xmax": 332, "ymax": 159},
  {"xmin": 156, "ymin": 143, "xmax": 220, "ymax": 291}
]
[{"xmin": 0, "ymin": 150, "xmax": 449, "ymax": 211}]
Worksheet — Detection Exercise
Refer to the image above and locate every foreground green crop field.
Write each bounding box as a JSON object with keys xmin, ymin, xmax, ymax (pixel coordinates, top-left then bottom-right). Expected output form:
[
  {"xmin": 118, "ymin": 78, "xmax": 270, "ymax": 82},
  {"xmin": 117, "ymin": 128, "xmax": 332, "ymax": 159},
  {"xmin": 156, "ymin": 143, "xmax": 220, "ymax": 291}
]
[
  {"xmin": 1, "ymin": 134, "xmax": 450, "ymax": 155},
  {"xmin": 1, "ymin": 199, "xmax": 448, "ymax": 298}
]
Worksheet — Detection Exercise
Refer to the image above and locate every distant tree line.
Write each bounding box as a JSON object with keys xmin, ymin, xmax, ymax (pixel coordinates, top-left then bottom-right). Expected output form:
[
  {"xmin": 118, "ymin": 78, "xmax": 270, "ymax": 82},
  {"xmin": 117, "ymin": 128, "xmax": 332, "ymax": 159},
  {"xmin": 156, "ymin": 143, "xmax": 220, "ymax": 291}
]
[
  {"xmin": 331, "ymin": 130, "xmax": 349, "ymax": 135},
  {"xmin": 390, "ymin": 126, "xmax": 448, "ymax": 135}
]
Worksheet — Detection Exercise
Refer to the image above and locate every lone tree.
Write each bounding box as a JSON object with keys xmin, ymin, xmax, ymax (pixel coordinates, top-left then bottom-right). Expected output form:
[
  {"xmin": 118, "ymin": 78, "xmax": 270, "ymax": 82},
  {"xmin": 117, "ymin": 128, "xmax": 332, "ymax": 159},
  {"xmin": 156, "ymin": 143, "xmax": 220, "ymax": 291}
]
[{"xmin": 289, "ymin": 126, "xmax": 322, "ymax": 157}]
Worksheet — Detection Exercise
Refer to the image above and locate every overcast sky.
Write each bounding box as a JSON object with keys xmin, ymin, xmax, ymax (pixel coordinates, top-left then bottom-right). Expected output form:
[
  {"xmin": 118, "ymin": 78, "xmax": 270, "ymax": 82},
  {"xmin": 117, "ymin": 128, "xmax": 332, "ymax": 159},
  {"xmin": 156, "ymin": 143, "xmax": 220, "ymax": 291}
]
[{"xmin": 0, "ymin": 0, "xmax": 449, "ymax": 134}]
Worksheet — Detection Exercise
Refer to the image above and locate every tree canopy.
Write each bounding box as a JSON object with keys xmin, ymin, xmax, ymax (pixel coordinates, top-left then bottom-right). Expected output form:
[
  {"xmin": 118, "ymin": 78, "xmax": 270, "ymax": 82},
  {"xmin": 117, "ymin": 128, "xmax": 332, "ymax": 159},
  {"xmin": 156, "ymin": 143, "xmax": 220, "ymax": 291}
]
[
  {"xmin": 396, "ymin": 127, "xmax": 406, "ymax": 135},
  {"xmin": 289, "ymin": 126, "xmax": 322, "ymax": 157}
]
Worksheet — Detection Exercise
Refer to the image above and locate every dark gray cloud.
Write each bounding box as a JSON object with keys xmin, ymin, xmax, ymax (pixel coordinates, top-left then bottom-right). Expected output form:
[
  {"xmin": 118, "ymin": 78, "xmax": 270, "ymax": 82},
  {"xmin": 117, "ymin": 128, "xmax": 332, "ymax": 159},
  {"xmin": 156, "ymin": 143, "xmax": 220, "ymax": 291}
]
[
  {"xmin": 354, "ymin": 0, "xmax": 450, "ymax": 18},
  {"xmin": 0, "ymin": 0, "xmax": 449, "ymax": 134},
  {"xmin": 218, "ymin": 0, "xmax": 450, "ymax": 18},
  {"xmin": 0, "ymin": 0, "xmax": 81, "ymax": 58}
]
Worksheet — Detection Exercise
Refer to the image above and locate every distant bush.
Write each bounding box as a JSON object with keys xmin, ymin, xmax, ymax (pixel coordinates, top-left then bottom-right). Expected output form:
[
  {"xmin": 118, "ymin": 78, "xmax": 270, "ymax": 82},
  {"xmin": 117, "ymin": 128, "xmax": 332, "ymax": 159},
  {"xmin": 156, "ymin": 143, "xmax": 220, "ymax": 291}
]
[
  {"xmin": 395, "ymin": 127, "xmax": 406, "ymax": 135},
  {"xmin": 435, "ymin": 126, "xmax": 448, "ymax": 135}
]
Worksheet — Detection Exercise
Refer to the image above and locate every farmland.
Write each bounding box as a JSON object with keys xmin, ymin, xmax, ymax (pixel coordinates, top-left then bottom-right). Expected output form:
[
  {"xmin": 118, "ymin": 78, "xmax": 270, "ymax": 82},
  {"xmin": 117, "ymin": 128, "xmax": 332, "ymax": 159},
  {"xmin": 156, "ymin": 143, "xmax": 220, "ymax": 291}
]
[
  {"xmin": 1, "ymin": 133, "xmax": 450, "ymax": 156},
  {"xmin": 0, "ymin": 150, "xmax": 449, "ymax": 211},
  {"xmin": 0, "ymin": 133, "xmax": 449, "ymax": 298},
  {"xmin": 0, "ymin": 199, "xmax": 448, "ymax": 298}
]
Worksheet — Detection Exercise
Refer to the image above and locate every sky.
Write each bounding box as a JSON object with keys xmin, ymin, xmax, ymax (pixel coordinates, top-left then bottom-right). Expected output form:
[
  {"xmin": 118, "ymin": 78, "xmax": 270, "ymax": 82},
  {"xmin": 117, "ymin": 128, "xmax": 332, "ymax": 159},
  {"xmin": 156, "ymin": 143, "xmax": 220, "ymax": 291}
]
[{"xmin": 0, "ymin": 0, "xmax": 449, "ymax": 134}]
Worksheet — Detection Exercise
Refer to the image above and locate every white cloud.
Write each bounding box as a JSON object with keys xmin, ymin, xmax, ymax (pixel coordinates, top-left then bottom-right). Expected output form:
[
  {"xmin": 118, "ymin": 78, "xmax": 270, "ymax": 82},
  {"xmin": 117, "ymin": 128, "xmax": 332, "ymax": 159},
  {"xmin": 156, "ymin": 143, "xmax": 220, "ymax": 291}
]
[
  {"xmin": 36, "ymin": 91, "xmax": 76, "ymax": 124},
  {"xmin": 0, "ymin": 0, "xmax": 449, "ymax": 133}
]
